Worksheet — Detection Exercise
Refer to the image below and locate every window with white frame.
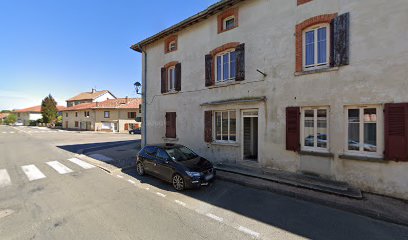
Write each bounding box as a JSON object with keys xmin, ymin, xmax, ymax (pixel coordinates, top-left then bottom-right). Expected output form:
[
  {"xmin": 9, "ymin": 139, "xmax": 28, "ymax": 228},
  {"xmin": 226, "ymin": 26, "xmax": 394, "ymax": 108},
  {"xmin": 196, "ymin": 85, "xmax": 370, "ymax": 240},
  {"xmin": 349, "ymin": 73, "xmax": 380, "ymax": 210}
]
[
  {"xmin": 168, "ymin": 41, "xmax": 176, "ymax": 52},
  {"xmin": 167, "ymin": 66, "xmax": 176, "ymax": 91},
  {"xmin": 301, "ymin": 107, "xmax": 329, "ymax": 151},
  {"xmin": 303, "ymin": 24, "xmax": 330, "ymax": 70},
  {"xmin": 216, "ymin": 50, "xmax": 236, "ymax": 83},
  {"xmin": 223, "ymin": 16, "xmax": 236, "ymax": 30},
  {"xmin": 214, "ymin": 110, "xmax": 236, "ymax": 142},
  {"xmin": 104, "ymin": 111, "xmax": 110, "ymax": 118},
  {"xmin": 346, "ymin": 106, "xmax": 382, "ymax": 155}
]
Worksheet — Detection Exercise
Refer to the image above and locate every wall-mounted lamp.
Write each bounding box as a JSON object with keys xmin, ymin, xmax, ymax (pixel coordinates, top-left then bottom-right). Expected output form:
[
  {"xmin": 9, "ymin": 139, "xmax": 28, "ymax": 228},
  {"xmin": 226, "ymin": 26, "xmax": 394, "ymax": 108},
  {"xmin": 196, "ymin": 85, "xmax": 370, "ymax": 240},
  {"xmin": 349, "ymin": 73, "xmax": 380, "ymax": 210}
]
[{"xmin": 134, "ymin": 81, "xmax": 142, "ymax": 94}]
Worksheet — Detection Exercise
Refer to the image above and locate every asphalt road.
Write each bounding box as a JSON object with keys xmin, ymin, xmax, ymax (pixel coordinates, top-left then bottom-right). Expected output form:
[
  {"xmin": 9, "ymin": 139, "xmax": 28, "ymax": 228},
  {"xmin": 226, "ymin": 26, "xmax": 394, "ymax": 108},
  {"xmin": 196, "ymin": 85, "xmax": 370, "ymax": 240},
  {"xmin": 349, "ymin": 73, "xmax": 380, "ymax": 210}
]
[{"xmin": 1, "ymin": 125, "xmax": 407, "ymax": 240}]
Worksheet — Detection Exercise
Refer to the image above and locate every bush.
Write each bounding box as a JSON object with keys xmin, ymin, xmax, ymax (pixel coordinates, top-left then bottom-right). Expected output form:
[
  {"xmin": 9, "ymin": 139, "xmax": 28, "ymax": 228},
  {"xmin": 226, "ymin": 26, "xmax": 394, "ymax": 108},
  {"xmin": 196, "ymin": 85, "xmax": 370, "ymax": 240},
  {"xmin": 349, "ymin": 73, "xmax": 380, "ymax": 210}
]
[
  {"xmin": 29, "ymin": 120, "xmax": 37, "ymax": 126},
  {"xmin": 4, "ymin": 114, "xmax": 17, "ymax": 125}
]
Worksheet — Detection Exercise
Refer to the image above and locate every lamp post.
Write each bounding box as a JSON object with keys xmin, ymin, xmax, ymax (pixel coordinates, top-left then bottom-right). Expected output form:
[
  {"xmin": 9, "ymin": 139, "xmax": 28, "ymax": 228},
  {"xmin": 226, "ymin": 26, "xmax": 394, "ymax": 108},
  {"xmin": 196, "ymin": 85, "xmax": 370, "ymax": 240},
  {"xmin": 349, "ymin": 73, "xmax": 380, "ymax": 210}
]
[{"xmin": 134, "ymin": 81, "xmax": 142, "ymax": 95}]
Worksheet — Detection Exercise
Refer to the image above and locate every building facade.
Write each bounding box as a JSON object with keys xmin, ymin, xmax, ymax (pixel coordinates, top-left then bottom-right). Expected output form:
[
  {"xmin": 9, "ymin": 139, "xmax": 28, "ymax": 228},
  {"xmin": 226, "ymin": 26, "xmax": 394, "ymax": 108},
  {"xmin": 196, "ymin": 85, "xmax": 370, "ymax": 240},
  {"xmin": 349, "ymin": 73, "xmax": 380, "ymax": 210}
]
[
  {"xmin": 62, "ymin": 98, "xmax": 142, "ymax": 133},
  {"xmin": 66, "ymin": 89, "xmax": 116, "ymax": 107},
  {"xmin": 132, "ymin": 0, "xmax": 408, "ymax": 199},
  {"xmin": 14, "ymin": 105, "xmax": 65, "ymax": 125}
]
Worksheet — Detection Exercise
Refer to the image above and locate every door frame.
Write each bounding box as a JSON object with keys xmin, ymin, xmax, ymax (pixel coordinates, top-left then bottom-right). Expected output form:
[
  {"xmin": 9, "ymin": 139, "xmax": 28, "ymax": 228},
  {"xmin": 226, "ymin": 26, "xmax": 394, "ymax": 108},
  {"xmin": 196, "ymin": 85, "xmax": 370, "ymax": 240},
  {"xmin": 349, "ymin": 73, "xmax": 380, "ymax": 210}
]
[{"xmin": 241, "ymin": 109, "xmax": 259, "ymax": 161}]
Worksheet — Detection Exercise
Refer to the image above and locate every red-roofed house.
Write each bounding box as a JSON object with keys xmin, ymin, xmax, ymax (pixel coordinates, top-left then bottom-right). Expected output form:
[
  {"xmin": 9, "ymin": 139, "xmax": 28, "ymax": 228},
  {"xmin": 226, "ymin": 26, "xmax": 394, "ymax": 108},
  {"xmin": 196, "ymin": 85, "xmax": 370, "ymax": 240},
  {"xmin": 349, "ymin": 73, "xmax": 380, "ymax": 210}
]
[
  {"xmin": 62, "ymin": 98, "xmax": 142, "ymax": 133},
  {"xmin": 14, "ymin": 105, "xmax": 66, "ymax": 125}
]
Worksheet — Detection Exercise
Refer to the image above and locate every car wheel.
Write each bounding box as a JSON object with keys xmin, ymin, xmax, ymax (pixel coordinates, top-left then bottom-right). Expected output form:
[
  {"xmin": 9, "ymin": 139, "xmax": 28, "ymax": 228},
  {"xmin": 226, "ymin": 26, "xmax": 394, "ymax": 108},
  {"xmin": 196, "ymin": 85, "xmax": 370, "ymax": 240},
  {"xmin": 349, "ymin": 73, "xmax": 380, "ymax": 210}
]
[
  {"xmin": 172, "ymin": 174, "xmax": 184, "ymax": 191},
  {"xmin": 129, "ymin": 132, "xmax": 134, "ymax": 135},
  {"xmin": 136, "ymin": 161, "xmax": 145, "ymax": 176}
]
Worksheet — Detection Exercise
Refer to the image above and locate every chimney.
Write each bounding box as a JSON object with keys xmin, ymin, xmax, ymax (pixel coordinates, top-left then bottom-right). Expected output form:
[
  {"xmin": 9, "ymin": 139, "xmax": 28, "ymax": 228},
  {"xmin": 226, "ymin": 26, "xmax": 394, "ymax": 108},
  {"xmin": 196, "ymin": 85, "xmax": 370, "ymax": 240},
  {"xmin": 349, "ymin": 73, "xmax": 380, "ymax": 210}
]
[
  {"xmin": 125, "ymin": 96, "xmax": 129, "ymax": 103},
  {"xmin": 96, "ymin": 102, "xmax": 98, "ymax": 107},
  {"xmin": 92, "ymin": 88, "xmax": 96, "ymax": 93}
]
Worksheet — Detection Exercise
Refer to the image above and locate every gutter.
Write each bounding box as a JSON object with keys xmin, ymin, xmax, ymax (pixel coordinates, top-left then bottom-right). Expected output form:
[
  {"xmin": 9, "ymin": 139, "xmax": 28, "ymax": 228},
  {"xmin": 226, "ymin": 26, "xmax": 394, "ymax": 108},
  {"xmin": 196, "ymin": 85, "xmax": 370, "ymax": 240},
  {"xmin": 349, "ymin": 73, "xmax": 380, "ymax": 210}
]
[{"xmin": 138, "ymin": 43, "xmax": 147, "ymax": 147}]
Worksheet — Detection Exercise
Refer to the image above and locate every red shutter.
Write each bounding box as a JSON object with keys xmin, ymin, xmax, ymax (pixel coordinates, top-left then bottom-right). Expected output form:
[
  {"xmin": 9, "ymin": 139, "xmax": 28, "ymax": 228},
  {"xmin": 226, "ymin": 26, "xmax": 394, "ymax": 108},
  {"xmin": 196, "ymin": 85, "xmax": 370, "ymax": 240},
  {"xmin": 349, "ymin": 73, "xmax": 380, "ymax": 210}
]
[
  {"xmin": 161, "ymin": 67, "xmax": 167, "ymax": 93},
  {"xmin": 165, "ymin": 112, "xmax": 176, "ymax": 138},
  {"xmin": 205, "ymin": 54, "xmax": 214, "ymax": 87},
  {"xmin": 384, "ymin": 103, "xmax": 408, "ymax": 161},
  {"xmin": 175, "ymin": 63, "xmax": 181, "ymax": 91},
  {"xmin": 204, "ymin": 111, "xmax": 213, "ymax": 142},
  {"xmin": 124, "ymin": 123, "xmax": 129, "ymax": 130},
  {"xmin": 286, "ymin": 107, "xmax": 300, "ymax": 152}
]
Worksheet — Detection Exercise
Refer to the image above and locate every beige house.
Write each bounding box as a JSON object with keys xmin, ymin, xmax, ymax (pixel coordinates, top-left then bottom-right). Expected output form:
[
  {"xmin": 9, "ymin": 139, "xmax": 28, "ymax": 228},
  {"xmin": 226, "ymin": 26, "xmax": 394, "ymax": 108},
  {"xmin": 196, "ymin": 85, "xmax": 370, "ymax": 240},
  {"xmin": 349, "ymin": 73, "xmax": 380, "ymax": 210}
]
[
  {"xmin": 62, "ymin": 98, "xmax": 142, "ymax": 133},
  {"xmin": 131, "ymin": 0, "xmax": 408, "ymax": 200},
  {"xmin": 66, "ymin": 89, "xmax": 116, "ymax": 107}
]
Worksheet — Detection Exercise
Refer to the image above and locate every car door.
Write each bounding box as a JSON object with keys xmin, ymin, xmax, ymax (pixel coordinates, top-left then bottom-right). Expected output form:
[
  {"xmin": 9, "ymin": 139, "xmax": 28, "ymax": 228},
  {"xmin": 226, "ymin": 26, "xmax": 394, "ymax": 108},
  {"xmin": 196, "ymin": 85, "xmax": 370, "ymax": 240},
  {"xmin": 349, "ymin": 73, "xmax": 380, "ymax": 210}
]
[
  {"xmin": 141, "ymin": 146, "xmax": 158, "ymax": 174},
  {"xmin": 155, "ymin": 148, "xmax": 175, "ymax": 182}
]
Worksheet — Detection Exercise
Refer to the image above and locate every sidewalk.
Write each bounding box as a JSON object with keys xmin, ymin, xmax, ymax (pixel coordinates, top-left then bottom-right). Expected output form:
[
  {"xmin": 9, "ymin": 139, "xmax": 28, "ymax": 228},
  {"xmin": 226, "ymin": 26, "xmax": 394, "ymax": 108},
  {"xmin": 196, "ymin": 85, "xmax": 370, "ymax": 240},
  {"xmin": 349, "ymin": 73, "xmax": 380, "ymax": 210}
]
[{"xmin": 215, "ymin": 162, "xmax": 408, "ymax": 227}]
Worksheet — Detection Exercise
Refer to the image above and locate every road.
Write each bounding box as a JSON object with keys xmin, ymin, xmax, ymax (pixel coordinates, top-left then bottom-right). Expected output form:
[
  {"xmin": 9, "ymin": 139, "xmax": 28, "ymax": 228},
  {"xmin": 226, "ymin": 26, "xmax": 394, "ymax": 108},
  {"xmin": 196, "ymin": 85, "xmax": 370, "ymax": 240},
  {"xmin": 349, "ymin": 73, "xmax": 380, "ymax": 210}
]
[{"xmin": 0, "ymin": 125, "xmax": 407, "ymax": 240}]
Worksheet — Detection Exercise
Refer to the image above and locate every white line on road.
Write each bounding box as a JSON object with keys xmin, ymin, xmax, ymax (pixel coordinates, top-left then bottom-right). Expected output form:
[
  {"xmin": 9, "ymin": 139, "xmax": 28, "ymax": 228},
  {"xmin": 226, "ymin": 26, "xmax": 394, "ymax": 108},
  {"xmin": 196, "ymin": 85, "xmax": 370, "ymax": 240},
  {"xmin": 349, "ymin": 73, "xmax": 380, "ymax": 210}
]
[
  {"xmin": 174, "ymin": 200, "xmax": 187, "ymax": 207},
  {"xmin": 0, "ymin": 169, "xmax": 11, "ymax": 188},
  {"xmin": 206, "ymin": 213, "xmax": 224, "ymax": 222},
  {"xmin": 128, "ymin": 179, "xmax": 136, "ymax": 184},
  {"xmin": 145, "ymin": 187, "xmax": 150, "ymax": 190},
  {"xmin": 21, "ymin": 165, "xmax": 46, "ymax": 181},
  {"xmin": 46, "ymin": 161, "xmax": 73, "ymax": 174},
  {"xmin": 2, "ymin": 132, "xmax": 6, "ymax": 134},
  {"xmin": 67, "ymin": 158, "xmax": 95, "ymax": 169},
  {"xmin": 116, "ymin": 175, "xmax": 124, "ymax": 178},
  {"xmin": 9, "ymin": 132, "xmax": 15, "ymax": 134},
  {"xmin": 237, "ymin": 226, "xmax": 260, "ymax": 239},
  {"xmin": 156, "ymin": 192, "xmax": 166, "ymax": 197}
]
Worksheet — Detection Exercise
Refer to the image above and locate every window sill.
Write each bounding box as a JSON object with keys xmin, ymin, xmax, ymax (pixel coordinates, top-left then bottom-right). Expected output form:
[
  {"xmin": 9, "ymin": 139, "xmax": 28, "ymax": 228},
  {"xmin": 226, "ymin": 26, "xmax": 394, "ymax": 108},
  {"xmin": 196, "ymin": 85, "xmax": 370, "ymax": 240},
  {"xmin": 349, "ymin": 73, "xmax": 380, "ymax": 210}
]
[
  {"xmin": 299, "ymin": 151, "xmax": 334, "ymax": 158},
  {"xmin": 218, "ymin": 26, "xmax": 238, "ymax": 34},
  {"xmin": 162, "ymin": 137, "xmax": 179, "ymax": 142},
  {"xmin": 162, "ymin": 91, "xmax": 180, "ymax": 95},
  {"xmin": 208, "ymin": 81, "xmax": 240, "ymax": 89},
  {"xmin": 210, "ymin": 141, "xmax": 239, "ymax": 147},
  {"xmin": 338, "ymin": 154, "xmax": 387, "ymax": 163},
  {"xmin": 295, "ymin": 67, "xmax": 339, "ymax": 76}
]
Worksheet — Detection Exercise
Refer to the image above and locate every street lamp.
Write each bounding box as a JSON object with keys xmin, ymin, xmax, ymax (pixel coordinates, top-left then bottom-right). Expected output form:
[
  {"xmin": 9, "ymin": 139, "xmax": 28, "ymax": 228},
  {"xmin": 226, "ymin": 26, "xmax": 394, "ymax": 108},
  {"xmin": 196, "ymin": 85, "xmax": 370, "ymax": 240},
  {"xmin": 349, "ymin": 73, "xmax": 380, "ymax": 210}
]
[{"xmin": 134, "ymin": 81, "xmax": 142, "ymax": 94}]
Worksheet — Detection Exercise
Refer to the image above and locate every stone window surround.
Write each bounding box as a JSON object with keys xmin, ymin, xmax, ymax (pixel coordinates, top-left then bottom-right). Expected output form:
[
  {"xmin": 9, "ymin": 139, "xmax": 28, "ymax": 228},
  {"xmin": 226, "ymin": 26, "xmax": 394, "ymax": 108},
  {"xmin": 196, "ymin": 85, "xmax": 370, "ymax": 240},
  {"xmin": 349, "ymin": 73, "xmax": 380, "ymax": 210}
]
[
  {"xmin": 164, "ymin": 35, "xmax": 178, "ymax": 54},
  {"xmin": 217, "ymin": 7, "xmax": 239, "ymax": 34},
  {"xmin": 209, "ymin": 42, "xmax": 240, "ymax": 83}
]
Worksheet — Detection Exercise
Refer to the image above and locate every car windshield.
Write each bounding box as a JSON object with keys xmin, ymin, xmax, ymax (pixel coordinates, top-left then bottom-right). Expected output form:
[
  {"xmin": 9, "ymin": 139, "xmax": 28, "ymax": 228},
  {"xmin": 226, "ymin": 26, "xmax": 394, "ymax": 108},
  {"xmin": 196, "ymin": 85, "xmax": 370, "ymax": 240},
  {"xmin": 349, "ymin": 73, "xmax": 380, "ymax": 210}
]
[{"xmin": 165, "ymin": 146, "xmax": 198, "ymax": 162}]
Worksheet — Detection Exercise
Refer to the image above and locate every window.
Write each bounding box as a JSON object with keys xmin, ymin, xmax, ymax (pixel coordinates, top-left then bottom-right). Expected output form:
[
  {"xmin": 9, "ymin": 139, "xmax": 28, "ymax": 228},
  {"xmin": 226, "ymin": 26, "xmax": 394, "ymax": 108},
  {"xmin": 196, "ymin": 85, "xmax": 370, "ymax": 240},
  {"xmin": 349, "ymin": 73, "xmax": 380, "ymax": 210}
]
[
  {"xmin": 144, "ymin": 146, "xmax": 157, "ymax": 156},
  {"xmin": 346, "ymin": 106, "xmax": 382, "ymax": 156},
  {"xmin": 104, "ymin": 111, "xmax": 110, "ymax": 118},
  {"xmin": 168, "ymin": 66, "xmax": 176, "ymax": 91},
  {"xmin": 223, "ymin": 16, "xmax": 236, "ymax": 30},
  {"xmin": 168, "ymin": 41, "xmax": 176, "ymax": 52},
  {"xmin": 216, "ymin": 50, "xmax": 236, "ymax": 83},
  {"xmin": 164, "ymin": 35, "xmax": 177, "ymax": 53},
  {"xmin": 214, "ymin": 110, "xmax": 236, "ymax": 142},
  {"xmin": 128, "ymin": 112, "xmax": 136, "ymax": 119},
  {"xmin": 75, "ymin": 121, "xmax": 79, "ymax": 127},
  {"xmin": 301, "ymin": 107, "xmax": 329, "ymax": 151},
  {"xmin": 75, "ymin": 112, "xmax": 78, "ymax": 117},
  {"xmin": 156, "ymin": 149, "xmax": 169, "ymax": 160},
  {"xmin": 65, "ymin": 113, "xmax": 68, "ymax": 117},
  {"xmin": 303, "ymin": 24, "xmax": 330, "ymax": 70},
  {"xmin": 84, "ymin": 111, "xmax": 89, "ymax": 117},
  {"xmin": 165, "ymin": 112, "xmax": 176, "ymax": 138}
]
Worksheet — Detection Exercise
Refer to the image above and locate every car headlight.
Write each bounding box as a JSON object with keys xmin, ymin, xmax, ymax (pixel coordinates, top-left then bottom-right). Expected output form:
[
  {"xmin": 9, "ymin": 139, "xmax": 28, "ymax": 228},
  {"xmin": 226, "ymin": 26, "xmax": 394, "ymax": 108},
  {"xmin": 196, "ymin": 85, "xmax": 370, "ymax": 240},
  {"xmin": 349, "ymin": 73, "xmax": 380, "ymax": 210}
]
[{"xmin": 186, "ymin": 171, "xmax": 202, "ymax": 178}]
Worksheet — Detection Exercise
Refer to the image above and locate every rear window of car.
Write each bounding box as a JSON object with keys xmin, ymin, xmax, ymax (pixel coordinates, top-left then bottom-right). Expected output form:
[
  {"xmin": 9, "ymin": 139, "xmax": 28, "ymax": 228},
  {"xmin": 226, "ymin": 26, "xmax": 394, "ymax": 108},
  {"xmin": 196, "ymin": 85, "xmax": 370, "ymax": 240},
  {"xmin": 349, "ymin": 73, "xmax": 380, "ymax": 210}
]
[{"xmin": 143, "ymin": 146, "xmax": 157, "ymax": 156}]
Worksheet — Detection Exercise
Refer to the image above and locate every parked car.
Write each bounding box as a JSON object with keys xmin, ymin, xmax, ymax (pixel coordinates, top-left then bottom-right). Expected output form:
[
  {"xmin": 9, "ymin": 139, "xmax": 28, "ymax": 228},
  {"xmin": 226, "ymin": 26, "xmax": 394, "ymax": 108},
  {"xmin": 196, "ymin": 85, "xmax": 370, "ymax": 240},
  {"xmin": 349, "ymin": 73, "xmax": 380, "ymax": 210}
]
[
  {"xmin": 136, "ymin": 144, "xmax": 215, "ymax": 191},
  {"xmin": 129, "ymin": 128, "xmax": 141, "ymax": 134},
  {"xmin": 14, "ymin": 120, "xmax": 23, "ymax": 126}
]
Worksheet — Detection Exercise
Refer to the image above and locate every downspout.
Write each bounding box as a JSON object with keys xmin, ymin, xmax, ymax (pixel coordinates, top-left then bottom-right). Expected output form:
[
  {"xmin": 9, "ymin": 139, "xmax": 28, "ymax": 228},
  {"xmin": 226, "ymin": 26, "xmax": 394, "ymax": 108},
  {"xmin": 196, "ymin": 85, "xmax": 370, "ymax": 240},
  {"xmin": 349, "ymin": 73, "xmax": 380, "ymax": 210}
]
[{"xmin": 138, "ymin": 43, "xmax": 147, "ymax": 147}]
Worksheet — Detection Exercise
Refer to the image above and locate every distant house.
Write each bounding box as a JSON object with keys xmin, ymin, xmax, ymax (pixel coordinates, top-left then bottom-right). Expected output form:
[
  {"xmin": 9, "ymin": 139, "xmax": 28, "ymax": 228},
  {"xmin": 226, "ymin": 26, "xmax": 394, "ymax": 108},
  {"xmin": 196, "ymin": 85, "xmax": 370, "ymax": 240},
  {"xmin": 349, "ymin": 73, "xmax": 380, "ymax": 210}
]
[
  {"xmin": 0, "ymin": 113, "xmax": 10, "ymax": 124},
  {"xmin": 62, "ymin": 98, "xmax": 142, "ymax": 133},
  {"xmin": 14, "ymin": 105, "xmax": 66, "ymax": 125},
  {"xmin": 66, "ymin": 89, "xmax": 116, "ymax": 107}
]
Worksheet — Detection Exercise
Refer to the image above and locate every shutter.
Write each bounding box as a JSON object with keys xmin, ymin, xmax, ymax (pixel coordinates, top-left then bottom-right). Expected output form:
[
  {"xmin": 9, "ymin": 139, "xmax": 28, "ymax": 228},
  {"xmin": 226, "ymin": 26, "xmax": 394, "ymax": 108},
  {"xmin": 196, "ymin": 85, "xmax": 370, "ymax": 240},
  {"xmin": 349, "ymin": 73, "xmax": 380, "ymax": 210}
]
[
  {"xmin": 127, "ymin": 112, "xmax": 130, "ymax": 119},
  {"xmin": 165, "ymin": 112, "xmax": 177, "ymax": 138},
  {"xmin": 175, "ymin": 63, "xmax": 181, "ymax": 91},
  {"xmin": 286, "ymin": 107, "xmax": 300, "ymax": 152},
  {"xmin": 204, "ymin": 111, "xmax": 213, "ymax": 142},
  {"xmin": 205, "ymin": 54, "xmax": 214, "ymax": 86},
  {"xmin": 165, "ymin": 112, "xmax": 171, "ymax": 138},
  {"xmin": 331, "ymin": 12, "xmax": 350, "ymax": 67},
  {"xmin": 171, "ymin": 112, "xmax": 177, "ymax": 138},
  {"xmin": 124, "ymin": 123, "xmax": 129, "ymax": 130},
  {"xmin": 384, "ymin": 103, "xmax": 408, "ymax": 161},
  {"xmin": 235, "ymin": 43, "xmax": 245, "ymax": 81},
  {"xmin": 161, "ymin": 67, "xmax": 167, "ymax": 93}
]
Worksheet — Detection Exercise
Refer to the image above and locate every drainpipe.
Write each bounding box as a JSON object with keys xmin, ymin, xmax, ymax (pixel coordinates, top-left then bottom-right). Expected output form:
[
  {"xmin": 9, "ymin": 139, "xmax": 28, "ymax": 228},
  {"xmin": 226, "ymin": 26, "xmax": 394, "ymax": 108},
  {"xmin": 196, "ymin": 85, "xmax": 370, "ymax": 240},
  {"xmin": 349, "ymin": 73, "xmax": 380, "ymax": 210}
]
[{"xmin": 138, "ymin": 43, "xmax": 147, "ymax": 147}]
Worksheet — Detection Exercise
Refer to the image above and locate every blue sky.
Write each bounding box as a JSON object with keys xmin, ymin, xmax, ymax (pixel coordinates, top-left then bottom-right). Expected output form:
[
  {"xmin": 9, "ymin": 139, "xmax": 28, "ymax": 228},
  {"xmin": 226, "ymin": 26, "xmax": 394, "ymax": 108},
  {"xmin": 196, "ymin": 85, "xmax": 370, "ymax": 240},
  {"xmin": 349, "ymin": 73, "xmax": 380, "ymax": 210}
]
[{"xmin": 0, "ymin": 0, "xmax": 218, "ymax": 110}]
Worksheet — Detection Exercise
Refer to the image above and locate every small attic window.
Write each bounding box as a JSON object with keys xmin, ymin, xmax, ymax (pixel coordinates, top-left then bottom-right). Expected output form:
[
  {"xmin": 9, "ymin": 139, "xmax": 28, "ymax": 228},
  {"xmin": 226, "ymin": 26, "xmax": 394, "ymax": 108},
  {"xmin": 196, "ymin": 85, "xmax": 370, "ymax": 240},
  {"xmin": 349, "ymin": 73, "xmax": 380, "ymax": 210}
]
[
  {"xmin": 223, "ymin": 16, "xmax": 236, "ymax": 31},
  {"xmin": 217, "ymin": 8, "xmax": 239, "ymax": 34},
  {"xmin": 165, "ymin": 35, "xmax": 178, "ymax": 54},
  {"xmin": 169, "ymin": 41, "xmax": 177, "ymax": 52}
]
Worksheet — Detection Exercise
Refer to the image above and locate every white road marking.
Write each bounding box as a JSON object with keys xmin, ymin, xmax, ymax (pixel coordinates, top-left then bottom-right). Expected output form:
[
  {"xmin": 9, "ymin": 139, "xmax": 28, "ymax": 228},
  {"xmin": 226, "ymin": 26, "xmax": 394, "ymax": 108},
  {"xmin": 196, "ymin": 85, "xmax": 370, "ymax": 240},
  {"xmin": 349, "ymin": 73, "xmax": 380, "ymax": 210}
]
[
  {"xmin": 9, "ymin": 132, "xmax": 15, "ymax": 134},
  {"xmin": 46, "ymin": 161, "xmax": 73, "ymax": 174},
  {"xmin": 21, "ymin": 165, "xmax": 46, "ymax": 181},
  {"xmin": 145, "ymin": 187, "xmax": 150, "ymax": 190},
  {"xmin": 67, "ymin": 158, "xmax": 95, "ymax": 169},
  {"xmin": 174, "ymin": 200, "xmax": 187, "ymax": 207},
  {"xmin": 128, "ymin": 179, "xmax": 136, "ymax": 184},
  {"xmin": 0, "ymin": 169, "xmax": 12, "ymax": 188},
  {"xmin": 237, "ymin": 226, "xmax": 260, "ymax": 239},
  {"xmin": 116, "ymin": 175, "xmax": 124, "ymax": 178},
  {"xmin": 206, "ymin": 213, "xmax": 223, "ymax": 222},
  {"xmin": 156, "ymin": 192, "xmax": 166, "ymax": 197},
  {"xmin": 2, "ymin": 132, "xmax": 6, "ymax": 134}
]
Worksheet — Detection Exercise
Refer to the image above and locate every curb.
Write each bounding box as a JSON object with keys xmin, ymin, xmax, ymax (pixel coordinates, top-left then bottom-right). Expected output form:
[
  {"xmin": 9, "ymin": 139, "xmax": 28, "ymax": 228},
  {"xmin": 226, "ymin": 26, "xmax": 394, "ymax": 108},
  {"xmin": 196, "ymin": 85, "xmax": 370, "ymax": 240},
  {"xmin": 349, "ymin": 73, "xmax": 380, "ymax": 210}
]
[
  {"xmin": 76, "ymin": 141, "xmax": 139, "ymax": 155},
  {"xmin": 216, "ymin": 171, "xmax": 408, "ymax": 227}
]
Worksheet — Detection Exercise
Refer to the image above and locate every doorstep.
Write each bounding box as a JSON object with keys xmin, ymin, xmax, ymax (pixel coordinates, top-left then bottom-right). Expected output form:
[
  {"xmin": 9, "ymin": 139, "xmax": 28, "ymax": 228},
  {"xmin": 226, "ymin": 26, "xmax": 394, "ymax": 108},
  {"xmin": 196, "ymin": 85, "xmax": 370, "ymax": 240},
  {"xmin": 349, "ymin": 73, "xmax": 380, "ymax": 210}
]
[{"xmin": 214, "ymin": 162, "xmax": 362, "ymax": 199}]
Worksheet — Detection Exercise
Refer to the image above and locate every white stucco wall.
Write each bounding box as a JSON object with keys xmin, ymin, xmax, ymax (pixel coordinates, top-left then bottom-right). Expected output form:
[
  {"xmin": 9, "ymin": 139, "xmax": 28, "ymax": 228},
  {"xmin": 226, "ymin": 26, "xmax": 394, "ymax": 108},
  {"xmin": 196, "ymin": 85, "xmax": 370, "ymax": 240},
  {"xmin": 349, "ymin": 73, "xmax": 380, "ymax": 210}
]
[
  {"xmin": 94, "ymin": 92, "xmax": 116, "ymax": 102},
  {"xmin": 140, "ymin": 0, "xmax": 408, "ymax": 199}
]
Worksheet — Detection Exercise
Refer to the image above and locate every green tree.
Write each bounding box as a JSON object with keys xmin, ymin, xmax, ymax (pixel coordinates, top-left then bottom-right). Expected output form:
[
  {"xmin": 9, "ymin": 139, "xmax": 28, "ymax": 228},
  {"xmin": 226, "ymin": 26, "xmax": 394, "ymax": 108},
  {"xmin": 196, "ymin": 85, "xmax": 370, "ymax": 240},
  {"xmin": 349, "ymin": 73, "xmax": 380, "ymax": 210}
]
[
  {"xmin": 1, "ymin": 110, "xmax": 11, "ymax": 113},
  {"xmin": 4, "ymin": 114, "xmax": 17, "ymax": 125},
  {"xmin": 41, "ymin": 94, "xmax": 58, "ymax": 124}
]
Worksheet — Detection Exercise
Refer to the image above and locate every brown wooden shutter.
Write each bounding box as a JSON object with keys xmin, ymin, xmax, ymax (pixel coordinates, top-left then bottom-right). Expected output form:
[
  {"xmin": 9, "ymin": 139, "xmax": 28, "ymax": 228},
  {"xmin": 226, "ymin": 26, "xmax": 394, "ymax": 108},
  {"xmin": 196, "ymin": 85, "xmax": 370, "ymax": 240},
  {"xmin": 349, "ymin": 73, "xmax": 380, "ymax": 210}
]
[
  {"xmin": 204, "ymin": 111, "xmax": 213, "ymax": 142},
  {"xmin": 205, "ymin": 54, "xmax": 214, "ymax": 86},
  {"xmin": 235, "ymin": 43, "xmax": 245, "ymax": 81},
  {"xmin": 384, "ymin": 103, "xmax": 408, "ymax": 161},
  {"xmin": 124, "ymin": 123, "xmax": 129, "ymax": 130},
  {"xmin": 161, "ymin": 67, "xmax": 167, "ymax": 93},
  {"xmin": 331, "ymin": 12, "xmax": 350, "ymax": 67},
  {"xmin": 165, "ymin": 112, "xmax": 176, "ymax": 138},
  {"xmin": 127, "ymin": 112, "xmax": 130, "ymax": 119},
  {"xmin": 175, "ymin": 63, "xmax": 181, "ymax": 91},
  {"xmin": 286, "ymin": 107, "xmax": 300, "ymax": 152}
]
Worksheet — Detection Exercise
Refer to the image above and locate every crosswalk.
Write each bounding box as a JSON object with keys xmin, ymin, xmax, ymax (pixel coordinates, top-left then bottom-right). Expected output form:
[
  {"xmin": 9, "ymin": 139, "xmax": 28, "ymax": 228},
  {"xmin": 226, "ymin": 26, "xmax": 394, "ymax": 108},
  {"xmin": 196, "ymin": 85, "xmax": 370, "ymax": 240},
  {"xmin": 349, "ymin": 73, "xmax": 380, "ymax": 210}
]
[{"xmin": 0, "ymin": 158, "xmax": 95, "ymax": 188}]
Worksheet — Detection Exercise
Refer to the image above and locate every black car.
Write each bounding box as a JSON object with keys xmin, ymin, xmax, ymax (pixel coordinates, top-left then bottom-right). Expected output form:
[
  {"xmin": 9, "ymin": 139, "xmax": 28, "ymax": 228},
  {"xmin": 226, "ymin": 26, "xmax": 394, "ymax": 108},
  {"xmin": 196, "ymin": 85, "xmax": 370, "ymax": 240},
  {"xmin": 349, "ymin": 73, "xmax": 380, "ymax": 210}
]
[
  {"xmin": 129, "ymin": 129, "xmax": 141, "ymax": 134},
  {"xmin": 136, "ymin": 144, "xmax": 215, "ymax": 191}
]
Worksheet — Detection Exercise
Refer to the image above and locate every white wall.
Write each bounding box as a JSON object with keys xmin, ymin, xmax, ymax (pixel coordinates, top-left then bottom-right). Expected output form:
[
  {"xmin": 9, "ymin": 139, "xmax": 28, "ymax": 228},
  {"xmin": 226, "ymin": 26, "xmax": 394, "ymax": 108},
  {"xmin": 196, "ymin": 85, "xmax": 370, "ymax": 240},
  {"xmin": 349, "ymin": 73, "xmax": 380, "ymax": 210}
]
[{"xmin": 94, "ymin": 92, "xmax": 116, "ymax": 102}]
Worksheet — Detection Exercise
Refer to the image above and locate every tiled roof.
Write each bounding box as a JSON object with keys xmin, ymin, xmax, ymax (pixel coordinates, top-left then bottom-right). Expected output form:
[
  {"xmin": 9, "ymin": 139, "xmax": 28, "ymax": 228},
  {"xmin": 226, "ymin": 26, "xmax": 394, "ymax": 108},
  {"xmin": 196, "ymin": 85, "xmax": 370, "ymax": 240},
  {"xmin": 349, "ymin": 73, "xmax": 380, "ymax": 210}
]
[
  {"xmin": 63, "ymin": 98, "xmax": 142, "ymax": 111},
  {"xmin": 14, "ymin": 105, "xmax": 66, "ymax": 113},
  {"xmin": 66, "ymin": 90, "xmax": 115, "ymax": 101},
  {"xmin": 0, "ymin": 113, "xmax": 10, "ymax": 119}
]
